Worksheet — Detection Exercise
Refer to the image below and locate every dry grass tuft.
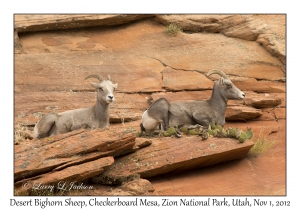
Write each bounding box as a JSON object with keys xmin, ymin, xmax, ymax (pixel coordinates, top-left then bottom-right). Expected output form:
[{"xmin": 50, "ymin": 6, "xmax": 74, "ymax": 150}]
[
  {"xmin": 14, "ymin": 124, "xmax": 33, "ymax": 144},
  {"xmin": 165, "ymin": 23, "xmax": 182, "ymax": 36},
  {"xmin": 248, "ymin": 130, "xmax": 277, "ymax": 157}
]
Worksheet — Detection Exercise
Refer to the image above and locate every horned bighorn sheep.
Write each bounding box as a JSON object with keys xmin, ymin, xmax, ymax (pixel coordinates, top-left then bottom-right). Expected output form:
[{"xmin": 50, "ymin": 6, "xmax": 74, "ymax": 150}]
[
  {"xmin": 33, "ymin": 75, "xmax": 118, "ymax": 139},
  {"xmin": 140, "ymin": 69, "xmax": 245, "ymax": 133}
]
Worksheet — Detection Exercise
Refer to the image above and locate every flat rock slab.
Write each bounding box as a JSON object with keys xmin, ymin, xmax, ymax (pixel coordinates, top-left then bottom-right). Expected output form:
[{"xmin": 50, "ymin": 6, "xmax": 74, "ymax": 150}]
[
  {"xmin": 155, "ymin": 14, "xmax": 286, "ymax": 65},
  {"xmin": 15, "ymin": 18, "xmax": 285, "ymax": 94},
  {"xmin": 162, "ymin": 67, "xmax": 214, "ymax": 91},
  {"xmin": 243, "ymin": 92, "xmax": 282, "ymax": 108},
  {"xmin": 14, "ymin": 129, "xmax": 136, "ymax": 182},
  {"xmin": 103, "ymin": 178, "xmax": 155, "ymax": 196},
  {"xmin": 232, "ymin": 77, "xmax": 286, "ymax": 93},
  {"xmin": 14, "ymin": 156, "xmax": 114, "ymax": 195},
  {"xmin": 225, "ymin": 105, "xmax": 262, "ymax": 121},
  {"xmin": 14, "ymin": 14, "xmax": 153, "ymax": 32},
  {"xmin": 93, "ymin": 136, "xmax": 254, "ymax": 185}
]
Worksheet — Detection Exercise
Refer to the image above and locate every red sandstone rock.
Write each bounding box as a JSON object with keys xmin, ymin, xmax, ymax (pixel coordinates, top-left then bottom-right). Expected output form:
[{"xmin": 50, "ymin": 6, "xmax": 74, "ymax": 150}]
[
  {"xmin": 155, "ymin": 15, "xmax": 257, "ymax": 40},
  {"xmin": 162, "ymin": 67, "xmax": 213, "ymax": 91},
  {"xmin": 256, "ymin": 108, "xmax": 276, "ymax": 121},
  {"xmin": 152, "ymin": 119, "xmax": 286, "ymax": 196},
  {"xmin": 102, "ymin": 178, "xmax": 155, "ymax": 196},
  {"xmin": 257, "ymin": 33, "xmax": 286, "ymax": 65},
  {"xmin": 14, "ymin": 129, "xmax": 136, "ymax": 182},
  {"xmin": 14, "ymin": 156, "xmax": 114, "ymax": 195},
  {"xmin": 232, "ymin": 77, "xmax": 286, "ymax": 93},
  {"xmin": 15, "ymin": 18, "xmax": 285, "ymax": 95},
  {"xmin": 243, "ymin": 91, "xmax": 282, "ymax": 108},
  {"xmin": 274, "ymin": 108, "xmax": 286, "ymax": 120},
  {"xmin": 92, "ymin": 136, "xmax": 254, "ymax": 185},
  {"xmin": 225, "ymin": 105, "xmax": 262, "ymax": 121},
  {"xmin": 155, "ymin": 14, "xmax": 286, "ymax": 66},
  {"xmin": 14, "ymin": 14, "xmax": 154, "ymax": 33}
]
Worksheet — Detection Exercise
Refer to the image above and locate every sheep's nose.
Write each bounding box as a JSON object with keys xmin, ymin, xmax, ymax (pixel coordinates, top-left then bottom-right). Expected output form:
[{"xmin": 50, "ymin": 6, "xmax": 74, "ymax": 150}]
[{"xmin": 108, "ymin": 95, "xmax": 114, "ymax": 100}]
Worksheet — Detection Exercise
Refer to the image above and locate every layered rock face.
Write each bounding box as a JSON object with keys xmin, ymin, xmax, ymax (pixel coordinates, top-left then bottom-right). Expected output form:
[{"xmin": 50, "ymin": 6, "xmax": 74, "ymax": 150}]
[
  {"xmin": 14, "ymin": 14, "xmax": 285, "ymax": 126},
  {"xmin": 14, "ymin": 14, "xmax": 286, "ymax": 196}
]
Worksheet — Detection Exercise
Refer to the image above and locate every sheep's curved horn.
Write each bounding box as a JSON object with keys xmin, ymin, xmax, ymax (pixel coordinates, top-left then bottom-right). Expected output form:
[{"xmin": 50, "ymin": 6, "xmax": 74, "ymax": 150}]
[
  {"xmin": 85, "ymin": 74, "xmax": 103, "ymax": 81},
  {"xmin": 207, "ymin": 69, "xmax": 228, "ymax": 79},
  {"xmin": 108, "ymin": 75, "xmax": 111, "ymax": 81}
]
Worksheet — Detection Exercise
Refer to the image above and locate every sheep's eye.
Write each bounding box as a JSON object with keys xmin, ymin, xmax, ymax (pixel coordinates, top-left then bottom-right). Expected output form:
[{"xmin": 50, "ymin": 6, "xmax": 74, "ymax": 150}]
[
  {"xmin": 99, "ymin": 87, "xmax": 104, "ymax": 91},
  {"xmin": 227, "ymin": 84, "xmax": 232, "ymax": 88}
]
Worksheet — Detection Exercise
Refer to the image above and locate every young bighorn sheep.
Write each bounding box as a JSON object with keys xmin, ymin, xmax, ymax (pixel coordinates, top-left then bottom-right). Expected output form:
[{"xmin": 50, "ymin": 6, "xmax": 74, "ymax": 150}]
[
  {"xmin": 33, "ymin": 75, "xmax": 118, "ymax": 139},
  {"xmin": 140, "ymin": 69, "xmax": 245, "ymax": 133}
]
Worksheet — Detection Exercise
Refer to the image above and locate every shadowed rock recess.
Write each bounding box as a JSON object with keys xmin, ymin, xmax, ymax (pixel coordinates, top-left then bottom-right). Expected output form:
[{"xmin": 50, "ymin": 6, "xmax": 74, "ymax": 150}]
[{"xmin": 14, "ymin": 14, "xmax": 286, "ymax": 196}]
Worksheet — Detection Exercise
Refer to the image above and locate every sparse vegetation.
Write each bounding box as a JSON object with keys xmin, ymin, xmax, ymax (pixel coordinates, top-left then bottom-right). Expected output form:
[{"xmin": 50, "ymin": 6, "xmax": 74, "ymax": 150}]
[
  {"xmin": 238, "ymin": 43, "xmax": 245, "ymax": 49},
  {"xmin": 248, "ymin": 130, "xmax": 277, "ymax": 157},
  {"xmin": 165, "ymin": 23, "xmax": 182, "ymax": 36},
  {"xmin": 14, "ymin": 124, "xmax": 33, "ymax": 144},
  {"xmin": 138, "ymin": 122, "xmax": 253, "ymax": 142}
]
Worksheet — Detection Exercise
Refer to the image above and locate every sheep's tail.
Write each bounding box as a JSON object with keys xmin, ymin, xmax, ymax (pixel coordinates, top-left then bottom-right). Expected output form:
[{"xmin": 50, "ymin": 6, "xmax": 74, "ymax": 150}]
[{"xmin": 33, "ymin": 113, "xmax": 58, "ymax": 139}]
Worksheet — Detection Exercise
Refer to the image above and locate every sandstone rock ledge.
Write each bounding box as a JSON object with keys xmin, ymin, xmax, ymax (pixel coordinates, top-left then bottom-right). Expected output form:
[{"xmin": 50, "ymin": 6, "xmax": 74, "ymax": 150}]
[
  {"xmin": 14, "ymin": 127, "xmax": 254, "ymax": 195},
  {"xmin": 14, "ymin": 129, "xmax": 136, "ymax": 186},
  {"xmin": 14, "ymin": 128, "xmax": 143, "ymax": 195},
  {"xmin": 93, "ymin": 136, "xmax": 254, "ymax": 185}
]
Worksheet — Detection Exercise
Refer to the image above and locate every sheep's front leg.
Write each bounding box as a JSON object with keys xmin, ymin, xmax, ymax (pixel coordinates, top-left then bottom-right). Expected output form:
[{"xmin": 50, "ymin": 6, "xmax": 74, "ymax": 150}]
[
  {"xmin": 186, "ymin": 124, "xmax": 202, "ymax": 130},
  {"xmin": 191, "ymin": 111, "xmax": 214, "ymax": 140},
  {"xmin": 192, "ymin": 111, "xmax": 215, "ymax": 128},
  {"xmin": 54, "ymin": 116, "xmax": 73, "ymax": 135}
]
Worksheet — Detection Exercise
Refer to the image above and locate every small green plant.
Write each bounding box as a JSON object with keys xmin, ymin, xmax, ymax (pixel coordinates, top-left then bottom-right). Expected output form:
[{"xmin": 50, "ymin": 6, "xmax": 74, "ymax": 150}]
[
  {"xmin": 207, "ymin": 122, "xmax": 253, "ymax": 143},
  {"xmin": 165, "ymin": 23, "xmax": 182, "ymax": 36},
  {"xmin": 238, "ymin": 43, "xmax": 245, "ymax": 49},
  {"xmin": 248, "ymin": 130, "xmax": 277, "ymax": 157}
]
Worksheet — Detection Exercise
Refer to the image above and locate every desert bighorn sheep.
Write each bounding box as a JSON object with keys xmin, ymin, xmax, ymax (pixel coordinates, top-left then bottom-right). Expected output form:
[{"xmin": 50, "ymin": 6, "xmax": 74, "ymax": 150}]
[
  {"xmin": 33, "ymin": 75, "xmax": 118, "ymax": 139},
  {"xmin": 140, "ymin": 69, "xmax": 245, "ymax": 133}
]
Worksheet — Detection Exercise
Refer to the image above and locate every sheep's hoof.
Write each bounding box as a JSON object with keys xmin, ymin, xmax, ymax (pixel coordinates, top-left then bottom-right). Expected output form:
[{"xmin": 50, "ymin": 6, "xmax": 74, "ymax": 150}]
[
  {"xmin": 201, "ymin": 132, "xmax": 209, "ymax": 140},
  {"xmin": 174, "ymin": 129, "xmax": 182, "ymax": 138},
  {"xmin": 186, "ymin": 124, "xmax": 202, "ymax": 130},
  {"xmin": 154, "ymin": 130, "xmax": 162, "ymax": 135}
]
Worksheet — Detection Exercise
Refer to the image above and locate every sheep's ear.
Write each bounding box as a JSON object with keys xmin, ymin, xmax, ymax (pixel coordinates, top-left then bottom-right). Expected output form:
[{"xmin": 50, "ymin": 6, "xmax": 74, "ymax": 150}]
[
  {"xmin": 114, "ymin": 83, "xmax": 118, "ymax": 89},
  {"xmin": 90, "ymin": 81, "xmax": 100, "ymax": 89},
  {"xmin": 219, "ymin": 78, "xmax": 224, "ymax": 86}
]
